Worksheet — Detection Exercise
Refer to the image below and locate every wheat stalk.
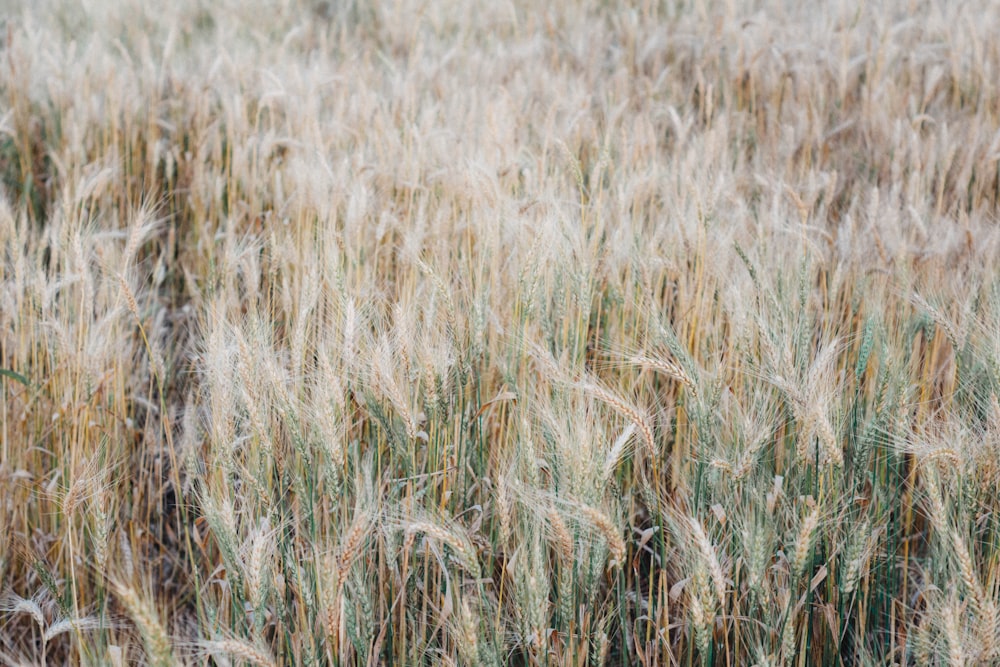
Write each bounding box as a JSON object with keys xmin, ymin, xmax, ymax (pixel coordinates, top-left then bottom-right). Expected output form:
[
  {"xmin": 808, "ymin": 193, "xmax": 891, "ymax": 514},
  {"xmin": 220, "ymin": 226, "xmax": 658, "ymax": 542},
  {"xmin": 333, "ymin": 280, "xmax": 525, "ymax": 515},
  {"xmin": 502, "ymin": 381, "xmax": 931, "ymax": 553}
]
[
  {"xmin": 687, "ymin": 516, "xmax": 727, "ymax": 607},
  {"xmin": 112, "ymin": 582, "xmax": 174, "ymax": 667},
  {"xmin": 404, "ymin": 519, "xmax": 481, "ymax": 579},
  {"xmin": 203, "ymin": 638, "xmax": 277, "ymax": 667},
  {"xmin": 582, "ymin": 382, "xmax": 657, "ymax": 458}
]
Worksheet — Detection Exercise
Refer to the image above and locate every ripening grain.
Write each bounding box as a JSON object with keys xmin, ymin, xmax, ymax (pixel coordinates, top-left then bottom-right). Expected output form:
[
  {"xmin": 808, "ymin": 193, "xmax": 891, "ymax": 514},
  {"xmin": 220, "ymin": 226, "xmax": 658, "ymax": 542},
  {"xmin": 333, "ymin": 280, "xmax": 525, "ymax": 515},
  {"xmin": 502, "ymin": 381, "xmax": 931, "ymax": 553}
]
[{"xmin": 2, "ymin": 0, "xmax": 1000, "ymax": 664}]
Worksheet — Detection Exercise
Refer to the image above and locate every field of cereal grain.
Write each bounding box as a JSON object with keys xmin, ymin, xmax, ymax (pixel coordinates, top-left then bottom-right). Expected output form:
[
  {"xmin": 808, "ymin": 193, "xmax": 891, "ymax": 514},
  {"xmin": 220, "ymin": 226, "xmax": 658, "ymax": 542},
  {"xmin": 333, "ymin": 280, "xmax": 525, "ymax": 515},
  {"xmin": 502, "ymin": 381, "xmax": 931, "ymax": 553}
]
[{"xmin": 2, "ymin": 1, "xmax": 1000, "ymax": 664}]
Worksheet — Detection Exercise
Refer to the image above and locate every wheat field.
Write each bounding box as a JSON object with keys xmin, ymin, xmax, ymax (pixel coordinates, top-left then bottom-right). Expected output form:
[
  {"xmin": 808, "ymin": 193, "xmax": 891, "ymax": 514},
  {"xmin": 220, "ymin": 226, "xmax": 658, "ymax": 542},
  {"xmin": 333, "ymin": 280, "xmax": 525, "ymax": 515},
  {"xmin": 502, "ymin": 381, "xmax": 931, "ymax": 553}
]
[{"xmin": 2, "ymin": 0, "xmax": 1000, "ymax": 665}]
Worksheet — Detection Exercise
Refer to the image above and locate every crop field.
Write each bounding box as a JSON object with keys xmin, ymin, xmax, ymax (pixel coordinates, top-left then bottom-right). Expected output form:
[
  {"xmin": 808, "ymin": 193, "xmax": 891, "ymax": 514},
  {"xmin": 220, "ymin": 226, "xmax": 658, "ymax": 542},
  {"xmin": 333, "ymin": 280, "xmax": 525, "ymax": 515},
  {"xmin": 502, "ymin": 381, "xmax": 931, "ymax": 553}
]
[{"xmin": 2, "ymin": 0, "xmax": 1000, "ymax": 665}]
